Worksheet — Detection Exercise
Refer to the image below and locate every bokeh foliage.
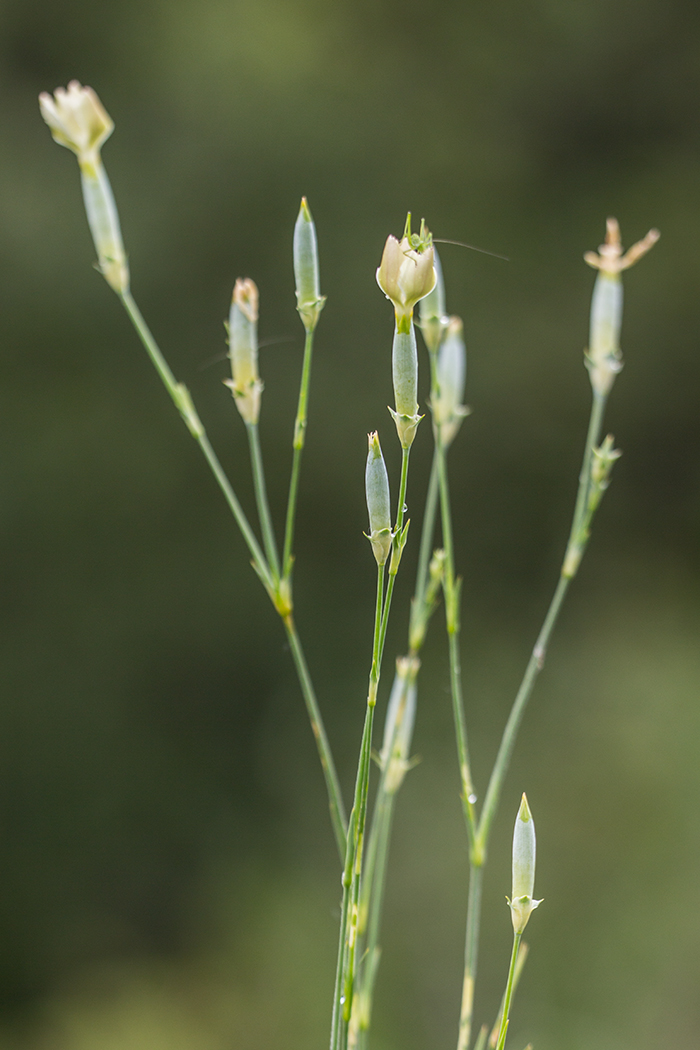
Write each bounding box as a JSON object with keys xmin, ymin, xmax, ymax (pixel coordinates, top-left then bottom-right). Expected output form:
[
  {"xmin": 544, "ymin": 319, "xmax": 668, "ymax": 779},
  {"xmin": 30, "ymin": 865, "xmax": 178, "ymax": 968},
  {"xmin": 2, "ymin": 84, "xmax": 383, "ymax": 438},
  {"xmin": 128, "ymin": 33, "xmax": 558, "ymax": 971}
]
[{"xmin": 1, "ymin": 0, "xmax": 699, "ymax": 1047}]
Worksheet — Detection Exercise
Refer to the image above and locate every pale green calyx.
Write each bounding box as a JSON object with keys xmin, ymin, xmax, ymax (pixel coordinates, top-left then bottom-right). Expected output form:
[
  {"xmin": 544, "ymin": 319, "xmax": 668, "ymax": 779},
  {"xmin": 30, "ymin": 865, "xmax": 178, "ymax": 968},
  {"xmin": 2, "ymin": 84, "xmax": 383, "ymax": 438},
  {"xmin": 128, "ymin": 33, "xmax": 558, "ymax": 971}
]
[
  {"xmin": 380, "ymin": 656, "xmax": 419, "ymax": 794},
  {"xmin": 224, "ymin": 278, "xmax": 263, "ymax": 425},
  {"xmin": 389, "ymin": 324, "xmax": 422, "ymax": 449},
  {"xmin": 508, "ymin": 793, "xmax": 542, "ymax": 934},
  {"xmin": 584, "ymin": 218, "xmax": 659, "ymax": 396},
  {"xmin": 432, "ymin": 316, "xmax": 470, "ymax": 447},
  {"xmin": 294, "ymin": 197, "xmax": 326, "ymax": 331},
  {"xmin": 39, "ymin": 81, "xmax": 129, "ymax": 294},
  {"xmin": 419, "ymin": 248, "xmax": 448, "ymax": 354},
  {"xmin": 365, "ymin": 431, "xmax": 392, "ymax": 566},
  {"xmin": 377, "ymin": 215, "xmax": 437, "ymax": 332}
]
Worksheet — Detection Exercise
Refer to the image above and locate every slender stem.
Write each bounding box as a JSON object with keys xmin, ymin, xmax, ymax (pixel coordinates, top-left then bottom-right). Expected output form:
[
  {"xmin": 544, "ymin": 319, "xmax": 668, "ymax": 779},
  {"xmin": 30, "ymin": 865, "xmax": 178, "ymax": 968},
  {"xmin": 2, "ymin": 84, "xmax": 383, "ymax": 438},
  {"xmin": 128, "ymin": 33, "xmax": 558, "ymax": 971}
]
[
  {"xmin": 476, "ymin": 573, "xmax": 569, "ymax": 853},
  {"xmin": 413, "ymin": 447, "xmax": 440, "ymax": 616},
  {"xmin": 331, "ymin": 565, "xmax": 385, "ymax": 1050},
  {"xmin": 119, "ymin": 290, "xmax": 347, "ymax": 861},
  {"xmin": 377, "ymin": 447, "xmax": 410, "ymax": 664},
  {"xmin": 568, "ymin": 390, "xmax": 606, "ymax": 545},
  {"xmin": 119, "ymin": 290, "xmax": 273, "ymax": 590},
  {"xmin": 495, "ymin": 932, "xmax": 522, "ymax": 1050},
  {"xmin": 457, "ymin": 862, "xmax": 483, "ymax": 1050},
  {"xmin": 489, "ymin": 942, "xmax": 529, "ymax": 1050},
  {"xmin": 356, "ymin": 786, "xmax": 395, "ymax": 1050},
  {"xmin": 284, "ymin": 614, "xmax": 348, "ymax": 861},
  {"xmin": 283, "ymin": 328, "xmax": 315, "ymax": 578},
  {"xmin": 330, "ymin": 807, "xmax": 358, "ymax": 1050},
  {"xmin": 246, "ymin": 422, "xmax": 281, "ymax": 580},
  {"xmin": 434, "ymin": 423, "xmax": 476, "ymax": 845},
  {"xmin": 476, "ymin": 388, "xmax": 608, "ymax": 857}
]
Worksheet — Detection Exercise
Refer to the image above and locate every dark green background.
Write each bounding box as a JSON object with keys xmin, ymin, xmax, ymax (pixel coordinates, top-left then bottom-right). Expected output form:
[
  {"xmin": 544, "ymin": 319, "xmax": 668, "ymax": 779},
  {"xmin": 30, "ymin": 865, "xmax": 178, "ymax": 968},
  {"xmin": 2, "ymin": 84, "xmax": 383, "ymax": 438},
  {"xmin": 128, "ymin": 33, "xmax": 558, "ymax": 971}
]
[{"xmin": 1, "ymin": 0, "xmax": 699, "ymax": 1047}]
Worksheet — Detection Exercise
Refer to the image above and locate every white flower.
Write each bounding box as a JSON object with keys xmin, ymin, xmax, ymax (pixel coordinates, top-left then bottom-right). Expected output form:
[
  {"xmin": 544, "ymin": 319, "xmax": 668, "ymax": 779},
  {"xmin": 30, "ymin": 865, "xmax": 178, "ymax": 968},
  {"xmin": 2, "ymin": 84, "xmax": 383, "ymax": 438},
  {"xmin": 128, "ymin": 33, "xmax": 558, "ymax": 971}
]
[
  {"xmin": 39, "ymin": 81, "xmax": 113, "ymax": 161},
  {"xmin": 376, "ymin": 232, "xmax": 436, "ymax": 325}
]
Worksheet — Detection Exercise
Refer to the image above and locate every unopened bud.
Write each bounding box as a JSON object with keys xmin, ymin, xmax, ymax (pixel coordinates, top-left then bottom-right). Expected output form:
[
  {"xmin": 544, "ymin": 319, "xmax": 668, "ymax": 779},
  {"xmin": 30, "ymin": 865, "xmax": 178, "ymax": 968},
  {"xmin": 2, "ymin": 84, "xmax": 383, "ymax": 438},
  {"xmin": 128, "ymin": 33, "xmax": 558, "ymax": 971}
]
[
  {"xmin": 294, "ymin": 197, "xmax": 325, "ymax": 331},
  {"xmin": 224, "ymin": 278, "xmax": 263, "ymax": 424},
  {"xmin": 380, "ymin": 656, "xmax": 419, "ymax": 793},
  {"xmin": 433, "ymin": 316, "xmax": 470, "ymax": 447},
  {"xmin": 419, "ymin": 248, "xmax": 447, "ymax": 354},
  {"xmin": 365, "ymin": 432, "xmax": 392, "ymax": 566},
  {"xmin": 508, "ymin": 794, "xmax": 542, "ymax": 933},
  {"xmin": 39, "ymin": 81, "xmax": 129, "ymax": 293}
]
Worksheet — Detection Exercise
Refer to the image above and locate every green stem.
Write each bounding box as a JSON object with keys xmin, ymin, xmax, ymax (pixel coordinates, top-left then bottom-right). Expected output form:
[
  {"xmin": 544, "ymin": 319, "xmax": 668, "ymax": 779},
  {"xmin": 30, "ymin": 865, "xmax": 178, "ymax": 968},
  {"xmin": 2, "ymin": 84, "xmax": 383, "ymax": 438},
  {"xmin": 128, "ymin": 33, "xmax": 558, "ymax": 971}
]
[
  {"xmin": 476, "ymin": 388, "xmax": 608, "ymax": 857},
  {"xmin": 120, "ymin": 291, "xmax": 347, "ymax": 862},
  {"xmin": 495, "ymin": 932, "xmax": 522, "ymax": 1050},
  {"xmin": 246, "ymin": 422, "xmax": 281, "ymax": 580},
  {"xmin": 331, "ymin": 565, "xmax": 385, "ymax": 1050},
  {"xmin": 413, "ymin": 447, "xmax": 440, "ymax": 617},
  {"xmin": 457, "ymin": 862, "xmax": 483, "ymax": 1050},
  {"xmin": 476, "ymin": 573, "xmax": 569, "ymax": 854},
  {"xmin": 568, "ymin": 390, "xmax": 606, "ymax": 545},
  {"xmin": 119, "ymin": 290, "xmax": 273, "ymax": 590},
  {"xmin": 377, "ymin": 447, "xmax": 411, "ymax": 664},
  {"xmin": 434, "ymin": 418, "xmax": 476, "ymax": 845},
  {"xmin": 283, "ymin": 327, "xmax": 315, "ymax": 579},
  {"xmin": 284, "ymin": 614, "xmax": 348, "ymax": 862}
]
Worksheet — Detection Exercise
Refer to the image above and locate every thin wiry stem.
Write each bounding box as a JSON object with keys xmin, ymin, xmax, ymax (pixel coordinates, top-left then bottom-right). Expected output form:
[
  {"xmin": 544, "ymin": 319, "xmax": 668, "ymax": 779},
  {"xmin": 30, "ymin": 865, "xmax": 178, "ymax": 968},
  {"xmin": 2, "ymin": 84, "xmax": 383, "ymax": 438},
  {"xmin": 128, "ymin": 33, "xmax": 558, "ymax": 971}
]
[{"xmin": 283, "ymin": 327, "xmax": 315, "ymax": 579}]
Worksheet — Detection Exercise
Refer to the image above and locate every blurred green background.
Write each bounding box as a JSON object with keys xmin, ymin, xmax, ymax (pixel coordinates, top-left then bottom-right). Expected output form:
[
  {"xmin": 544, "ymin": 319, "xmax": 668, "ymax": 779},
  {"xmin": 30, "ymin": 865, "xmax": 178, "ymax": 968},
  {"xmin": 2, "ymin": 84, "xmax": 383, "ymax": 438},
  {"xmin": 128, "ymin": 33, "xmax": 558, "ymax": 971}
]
[{"xmin": 1, "ymin": 0, "xmax": 699, "ymax": 1047}]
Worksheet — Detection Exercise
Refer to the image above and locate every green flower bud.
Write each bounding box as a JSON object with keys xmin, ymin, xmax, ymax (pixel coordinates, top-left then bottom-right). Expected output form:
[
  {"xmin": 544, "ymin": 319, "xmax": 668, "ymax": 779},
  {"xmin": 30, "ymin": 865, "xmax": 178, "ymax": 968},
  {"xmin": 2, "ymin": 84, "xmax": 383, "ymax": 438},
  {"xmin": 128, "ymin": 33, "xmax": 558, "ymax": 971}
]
[
  {"xmin": 224, "ymin": 278, "xmax": 263, "ymax": 425},
  {"xmin": 508, "ymin": 793, "xmax": 542, "ymax": 934},
  {"xmin": 365, "ymin": 431, "xmax": 392, "ymax": 566},
  {"xmin": 583, "ymin": 218, "xmax": 659, "ymax": 396},
  {"xmin": 294, "ymin": 197, "xmax": 325, "ymax": 331},
  {"xmin": 433, "ymin": 316, "xmax": 470, "ymax": 447},
  {"xmin": 419, "ymin": 247, "xmax": 447, "ymax": 355},
  {"xmin": 39, "ymin": 81, "xmax": 129, "ymax": 293}
]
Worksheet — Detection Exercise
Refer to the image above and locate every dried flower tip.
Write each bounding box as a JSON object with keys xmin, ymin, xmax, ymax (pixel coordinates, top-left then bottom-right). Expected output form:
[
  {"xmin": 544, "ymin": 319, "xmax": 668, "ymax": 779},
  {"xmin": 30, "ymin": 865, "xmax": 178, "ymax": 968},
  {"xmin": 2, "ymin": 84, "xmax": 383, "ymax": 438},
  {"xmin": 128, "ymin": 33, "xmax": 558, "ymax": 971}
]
[
  {"xmin": 225, "ymin": 277, "xmax": 263, "ymax": 425},
  {"xmin": 39, "ymin": 81, "xmax": 113, "ymax": 163},
  {"xmin": 509, "ymin": 793, "xmax": 542, "ymax": 933},
  {"xmin": 377, "ymin": 215, "xmax": 437, "ymax": 332},
  {"xmin": 584, "ymin": 217, "xmax": 659, "ymax": 276},
  {"xmin": 365, "ymin": 431, "xmax": 392, "ymax": 566},
  {"xmin": 294, "ymin": 197, "xmax": 325, "ymax": 331}
]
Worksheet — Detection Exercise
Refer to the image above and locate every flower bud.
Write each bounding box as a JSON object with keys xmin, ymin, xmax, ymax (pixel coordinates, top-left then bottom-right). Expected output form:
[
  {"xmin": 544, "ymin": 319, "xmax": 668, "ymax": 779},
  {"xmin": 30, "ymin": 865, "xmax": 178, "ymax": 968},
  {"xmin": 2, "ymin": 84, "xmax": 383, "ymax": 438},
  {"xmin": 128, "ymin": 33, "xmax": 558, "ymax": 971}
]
[
  {"xmin": 380, "ymin": 656, "xmax": 419, "ymax": 793},
  {"xmin": 583, "ymin": 218, "xmax": 659, "ymax": 397},
  {"xmin": 224, "ymin": 278, "xmax": 263, "ymax": 425},
  {"xmin": 508, "ymin": 793, "xmax": 542, "ymax": 934},
  {"xmin": 376, "ymin": 215, "xmax": 437, "ymax": 332},
  {"xmin": 433, "ymin": 316, "xmax": 470, "ymax": 447},
  {"xmin": 419, "ymin": 248, "xmax": 448, "ymax": 354},
  {"xmin": 365, "ymin": 431, "xmax": 392, "ymax": 566},
  {"xmin": 294, "ymin": 197, "xmax": 325, "ymax": 331},
  {"xmin": 39, "ymin": 82, "xmax": 129, "ymax": 293}
]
